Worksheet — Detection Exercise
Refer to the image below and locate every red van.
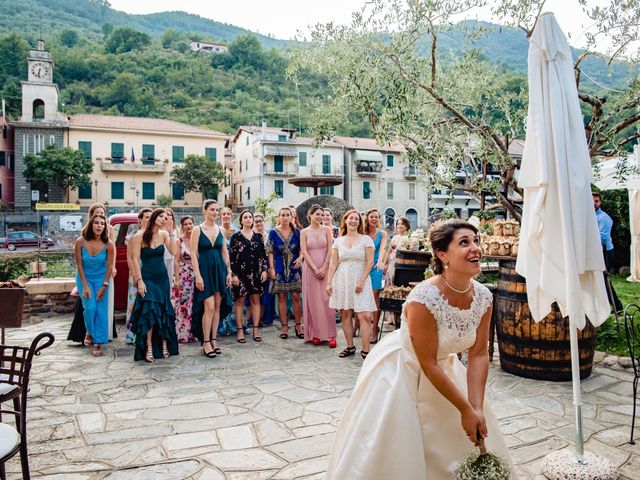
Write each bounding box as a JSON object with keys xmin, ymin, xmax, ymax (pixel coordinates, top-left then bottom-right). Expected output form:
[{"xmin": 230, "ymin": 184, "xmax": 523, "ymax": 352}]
[{"xmin": 109, "ymin": 213, "xmax": 139, "ymax": 310}]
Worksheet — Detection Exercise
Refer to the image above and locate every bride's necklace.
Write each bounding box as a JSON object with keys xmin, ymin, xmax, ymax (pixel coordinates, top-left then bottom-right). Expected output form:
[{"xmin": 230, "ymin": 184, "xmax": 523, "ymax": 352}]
[{"xmin": 442, "ymin": 276, "xmax": 472, "ymax": 294}]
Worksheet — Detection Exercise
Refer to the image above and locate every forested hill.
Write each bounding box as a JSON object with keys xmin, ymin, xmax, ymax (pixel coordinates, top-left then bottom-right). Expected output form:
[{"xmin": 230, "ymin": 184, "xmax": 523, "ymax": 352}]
[{"xmin": 0, "ymin": 0, "xmax": 288, "ymax": 48}]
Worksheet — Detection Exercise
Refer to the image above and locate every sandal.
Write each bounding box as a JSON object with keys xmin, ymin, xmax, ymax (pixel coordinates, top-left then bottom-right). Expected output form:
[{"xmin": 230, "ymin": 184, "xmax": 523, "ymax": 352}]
[
  {"xmin": 370, "ymin": 336, "xmax": 379, "ymax": 344},
  {"xmin": 83, "ymin": 334, "xmax": 93, "ymax": 347},
  {"xmin": 236, "ymin": 331, "xmax": 247, "ymax": 344},
  {"xmin": 311, "ymin": 337, "xmax": 321, "ymax": 346},
  {"xmin": 361, "ymin": 350, "xmax": 370, "ymax": 359},
  {"xmin": 203, "ymin": 339, "xmax": 216, "ymax": 358},
  {"xmin": 162, "ymin": 341, "xmax": 169, "ymax": 359},
  {"xmin": 253, "ymin": 327, "xmax": 262, "ymax": 342},
  {"xmin": 328, "ymin": 337, "xmax": 337, "ymax": 348},
  {"xmin": 210, "ymin": 339, "xmax": 222, "ymax": 355},
  {"xmin": 295, "ymin": 323, "xmax": 304, "ymax": 339},
  {"xmin": 338, "ymin": 346, "xmax": 356, "ymax": 358},
  {"xmin": 91, "ymin": 345, "xmax": 102, "ymax": 357},
  {"xmin": 145, "ymin": 345, "xmax": 154, "ymax": 363},
  {"xmin": 280, "ymin": 325, "xmax": 289, "ymax": 339}
]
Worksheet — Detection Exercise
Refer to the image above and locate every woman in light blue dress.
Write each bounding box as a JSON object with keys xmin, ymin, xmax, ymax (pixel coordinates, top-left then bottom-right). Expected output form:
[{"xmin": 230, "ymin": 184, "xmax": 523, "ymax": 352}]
[
  {"xmin": 74, "ymin": 214, "xmax": 115, "ymax": 357},
  {"xmin": 364, "ymin": 208, "xmax": 387, "ymax": 343}
]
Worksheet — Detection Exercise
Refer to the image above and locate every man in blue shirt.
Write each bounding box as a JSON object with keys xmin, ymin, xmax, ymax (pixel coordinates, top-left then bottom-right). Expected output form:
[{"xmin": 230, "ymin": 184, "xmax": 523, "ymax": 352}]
[{"xmin": 593, "ymin": 192, "xmax": 623, "ymax": 312}]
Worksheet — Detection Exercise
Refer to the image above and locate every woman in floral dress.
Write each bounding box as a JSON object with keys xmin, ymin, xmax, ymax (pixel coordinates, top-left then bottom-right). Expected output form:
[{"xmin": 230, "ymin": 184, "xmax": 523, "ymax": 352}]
[
  {"xmin": 267, "ymin": 207, "xmax": 303, "ymax": 339},
  {"xmin": 172, "ymin": 216, "xmax": 196, "ymax": 343},
  {"xmin": 230, "ymin": 210, "xmax": 268, "ymax": 342}
]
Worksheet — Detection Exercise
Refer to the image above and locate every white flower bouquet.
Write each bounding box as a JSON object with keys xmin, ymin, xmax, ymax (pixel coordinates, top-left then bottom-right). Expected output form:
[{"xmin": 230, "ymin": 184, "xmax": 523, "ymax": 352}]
[{"xmin": 455, "ymin": 442, "xmax": 511, "ymax": 480}]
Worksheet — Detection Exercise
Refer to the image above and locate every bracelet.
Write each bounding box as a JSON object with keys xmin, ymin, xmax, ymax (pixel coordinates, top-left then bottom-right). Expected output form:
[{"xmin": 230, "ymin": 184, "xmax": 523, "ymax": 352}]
[{"xmin": 102, "ymin": 282, "xmax": 108, "ymax": 287}]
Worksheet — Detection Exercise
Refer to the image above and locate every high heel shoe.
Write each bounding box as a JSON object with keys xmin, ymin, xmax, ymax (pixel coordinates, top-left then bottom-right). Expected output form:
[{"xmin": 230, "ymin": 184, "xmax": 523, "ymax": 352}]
[
  {"xmin": 294, "ymin": 323, "xmax": 304, "ymax": 339},
  {"xmin": 252, "ymin": 327, "xmax": 262, "ymax": 342},
  {"xmin": 328, "ymin": 337, "xmax": 337, "ymax": 348},
  {"xmin": 210, "ymin": 339, "xmax": 222, "ymax": 355},
  {"xmin": 280, "ymin": 325, "xmax": 289, "ymax": 339},
  {"xmin": 162, "ymin": 341, "xmax": 169, "ymax": 359},
  {"xmin": 202, "ymin": 339, "xmax": 216, "ymax": 358},
  {"xmin": 236, "ymin": 331, "xmax": 247, "ymax": 344},
  {"xmin": 145, "ymin": 345, "xmax": 154, "ymax": 363}
]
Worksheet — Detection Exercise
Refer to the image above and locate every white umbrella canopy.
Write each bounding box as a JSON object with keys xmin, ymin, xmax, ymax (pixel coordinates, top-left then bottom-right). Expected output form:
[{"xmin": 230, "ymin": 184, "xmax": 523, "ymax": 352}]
[
  {"xmin": 516, "ymin": 12, "xmax": 610, "ymax": 329},
  {"xmin": 629, "ymin": 189, "xmax": 640, "ymax": 282}
]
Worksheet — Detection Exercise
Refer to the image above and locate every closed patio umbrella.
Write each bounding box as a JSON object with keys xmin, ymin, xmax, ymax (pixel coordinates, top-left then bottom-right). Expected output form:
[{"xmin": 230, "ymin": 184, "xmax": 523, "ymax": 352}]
[
  {"xmin": 629, "ymin": 188, "xmax": 640, "ymax": 282},
  {"xmin": 515, "ymin": 11, "xmax": 611, "ymax": 469}
]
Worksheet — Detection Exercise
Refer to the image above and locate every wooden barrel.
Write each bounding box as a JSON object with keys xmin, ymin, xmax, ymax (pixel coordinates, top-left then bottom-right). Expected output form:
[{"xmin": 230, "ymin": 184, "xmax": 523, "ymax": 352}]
[
  {"xmin": 494, "ymin": 260, "xmax": 596, "ymax": 381},
  {"xmin": 393, "ymin": 250, "xmax": 432, "ymax": 287}
]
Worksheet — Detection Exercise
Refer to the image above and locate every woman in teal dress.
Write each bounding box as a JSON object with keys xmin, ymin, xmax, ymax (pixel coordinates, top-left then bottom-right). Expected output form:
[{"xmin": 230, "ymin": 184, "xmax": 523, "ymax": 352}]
[
  {"xmin": 74, "ymin": 213, "xmax": 115, "ymax": 357},
  {"xmin": 190, "ymin": 200, "xmax": 233, "ymax": 358},
  {"xmin": 129, "ymin": 208, "xmax": 179, "ymax": 363},
  {"xmin": 364, "ymin": 208, "xmax": 387, "ymax": 343}
]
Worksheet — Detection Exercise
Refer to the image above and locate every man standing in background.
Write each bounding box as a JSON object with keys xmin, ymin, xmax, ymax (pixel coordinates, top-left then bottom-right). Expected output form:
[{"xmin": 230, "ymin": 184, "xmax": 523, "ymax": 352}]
[{"xmin": 593, "ymin": 192, "xmax": 623, "ymax": 312}]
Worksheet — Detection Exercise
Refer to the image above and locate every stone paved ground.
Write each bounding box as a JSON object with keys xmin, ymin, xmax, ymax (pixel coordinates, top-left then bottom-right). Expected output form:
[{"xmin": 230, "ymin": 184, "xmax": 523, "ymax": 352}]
[{"xmin": 4, "ymin": 315, "xmax": 639, "ymax": 479}]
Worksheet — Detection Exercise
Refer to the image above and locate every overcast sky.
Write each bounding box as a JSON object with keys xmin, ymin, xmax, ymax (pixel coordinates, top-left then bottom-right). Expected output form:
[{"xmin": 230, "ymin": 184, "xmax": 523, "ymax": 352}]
[{"xmin": 108, "ymin": 0, "xmax": 598, "ymax": 46}]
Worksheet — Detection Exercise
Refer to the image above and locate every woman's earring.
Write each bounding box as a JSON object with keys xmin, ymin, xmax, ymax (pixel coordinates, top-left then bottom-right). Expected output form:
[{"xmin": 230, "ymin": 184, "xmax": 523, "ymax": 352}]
[{"xmin": 444, "ymin": 262, "xmax": 449, "ymax": 269}]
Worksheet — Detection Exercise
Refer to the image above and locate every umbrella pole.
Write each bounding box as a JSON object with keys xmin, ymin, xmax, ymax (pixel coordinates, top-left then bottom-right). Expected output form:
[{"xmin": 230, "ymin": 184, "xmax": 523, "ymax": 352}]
[{"xmin": 569, "ymin": 316, "xmax": 586, "ymax": 464}]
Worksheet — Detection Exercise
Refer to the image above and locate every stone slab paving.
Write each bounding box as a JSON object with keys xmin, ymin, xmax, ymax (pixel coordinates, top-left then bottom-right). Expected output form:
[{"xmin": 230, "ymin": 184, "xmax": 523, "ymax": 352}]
[{"xmin": 3, "ymin": 315, "xmax": 639, "ymax": 479}]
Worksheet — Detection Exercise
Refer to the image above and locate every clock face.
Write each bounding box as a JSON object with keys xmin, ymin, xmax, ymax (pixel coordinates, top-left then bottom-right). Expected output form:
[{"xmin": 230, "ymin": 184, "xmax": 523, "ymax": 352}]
[{"xmin": 30, "ymin": 62, "xmax": 50, "ymax": 79}]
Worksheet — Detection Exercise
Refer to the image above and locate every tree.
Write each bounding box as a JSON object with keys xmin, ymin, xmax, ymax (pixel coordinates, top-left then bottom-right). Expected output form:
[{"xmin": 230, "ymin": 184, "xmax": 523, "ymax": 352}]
[
  {"xmin": 102, "ymin": 23, "xmax": 114, "ymax": 39},
  {"xmin": 0, "ymin": 32, "xmax": 29, "ymax": 84},
  {"xmin": 254, "ymin": 191, "xmax": 281, "ymax": 225},
  {"xmin": 23, "ymin": 146, "xmax": 93, "ymax": 202},
  {"xmin": 59, "ymin": 29, "xmax": 79, "ymax": 48},
  {"xmin": 170, "ymin": 154, "xmax": 225, "ymax": 201},
  {"xmin": 290, "ymin": 0, "xmax": 640, "ymax": 220},
  {"xmin": 105, "ymin": 27, "xmax": 151, "ymax": 54}
]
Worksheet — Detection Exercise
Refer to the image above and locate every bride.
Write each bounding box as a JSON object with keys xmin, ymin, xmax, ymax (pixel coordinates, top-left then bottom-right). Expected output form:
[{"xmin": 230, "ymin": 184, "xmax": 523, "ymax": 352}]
[{"xmin": 326, "ymin": 220, "xmax": 515, "ymax": 479}]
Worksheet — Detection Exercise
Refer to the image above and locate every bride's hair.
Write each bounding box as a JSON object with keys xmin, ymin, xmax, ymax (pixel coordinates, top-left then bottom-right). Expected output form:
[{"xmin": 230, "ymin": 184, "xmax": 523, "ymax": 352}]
[{"xmin": 430, "ymin": 220, "xmax": 478, "ymax": 274}]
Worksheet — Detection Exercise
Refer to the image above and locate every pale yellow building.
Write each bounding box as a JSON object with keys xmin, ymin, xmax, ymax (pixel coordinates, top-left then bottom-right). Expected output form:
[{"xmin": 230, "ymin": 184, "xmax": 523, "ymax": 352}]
[{"xmin": 65, "ymin": 114, "xmax": 228, "ymax": 208}]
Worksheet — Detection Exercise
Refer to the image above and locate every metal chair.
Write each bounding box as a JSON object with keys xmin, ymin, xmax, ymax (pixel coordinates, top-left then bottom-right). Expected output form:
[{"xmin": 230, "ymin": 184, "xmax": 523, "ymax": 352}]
[
  {"xmin": 623, "ymin": 303, "xmax": 640, "ymax": 444},
  {"xmin": 0, "ymin": 332, "xmax": 55, "ymax": 479}
]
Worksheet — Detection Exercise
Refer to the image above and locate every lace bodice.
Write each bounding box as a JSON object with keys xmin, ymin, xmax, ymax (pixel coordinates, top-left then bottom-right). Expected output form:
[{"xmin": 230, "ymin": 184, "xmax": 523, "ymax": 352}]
[
  {"xmin": 333, "ymin": 235, "xmax": 374, "ymax": 264},
  {"xmin": 400, "ymin": 280, "xmax": 493, "ymax": 360}
]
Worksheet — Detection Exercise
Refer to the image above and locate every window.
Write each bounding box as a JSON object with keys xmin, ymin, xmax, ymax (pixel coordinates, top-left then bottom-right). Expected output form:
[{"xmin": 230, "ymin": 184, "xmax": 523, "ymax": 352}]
[
  {"xmin": 78, "ymin": 184, "xmax": 92, "ymax": 199},
  {"xmin": 320, "ymin": 186, "xmax": 335, "ymax": 195},
  {"xmin": 172, "ymin": 183, "xmax": 185, "ymax": 200},
  {"xmin": 111, "ymin": 182, "xmax": 124, "ymax": 199},
  {"xmin": 246, "ymin": 135, "xmax": 249, "ymax": 146},
  {"xmin": 245, "ymin": 159, "xmax": 248, "ymax": 170},
  {"xmin": 0, "ymin": 184, "xmax": 3, "ymax": 199},
  {"xmin": 0, "ymin": 151, "xmax": 5, "ymax": 166},
  {"xmin": 239, "ymin": 160, "xmax": 242, "ymax": 173},
  {"xmin": 363, "ymin": 181, "xmax": 372, "ymax": 199},
  {"xmin": 274, "ymin": 155, "xmax": 284, "ymax": 173},
  {"xmin": 299, "ymin": 186, "xmax": 307, "ymax": 193},
  {"xmin": 299, "ymin": 151, "xmax": 307, "ymax": 167},
  {"xmin": 239, "ymin": 186, "xmax": 243, "ymax": 201},
  {"xmin": 142, "ymin": 182, "xmax": 155, "ymax": 200},
  {"xmin": 78, "ymin": 141, "xmax": 92, "ymax": 159},
  {"xmin": 247, "ymin": 186, "xmax": 251, "ymax": 200},
  {"xmin": 385, "ymin": 208, "xmax": 395, "ymax": 228},
  {"xmin": 322, "ymin": 154, "xmax": 331, "ymax": 174},
  {"xmin": 387, "ymin": 154, "xmax": 394, "ymax": 167},
  {"xmin": 111, "ymin": 143, "xmax": 124, "ymax": 159},
  {"xmin": 172, "ymin": 146, "xmax": 184, "ymax": 163},
  {"xmin": 409, "ymin": 182, "xmax": 416, "ymax": 200},
  {"xmin": 274, "ymin": 180, "xmax": 284, "ymax": 197},
  {"xmin": 205, "ymin": 147, "xmax": 217, "ymax": 161},
  {"xmin": 278, "ymin": 134, "xmax": 287, "ymax": 142},
  {"xmin": 142, "ymin": 144, "xmax": 155, "ymax": 160},
  {"xmin": 8, "ymin": 154, "xmax": 13, "ymax": 171},
  {"xmin": 387, "ymin": 182, "xmax": 394, "ymax": 200}
]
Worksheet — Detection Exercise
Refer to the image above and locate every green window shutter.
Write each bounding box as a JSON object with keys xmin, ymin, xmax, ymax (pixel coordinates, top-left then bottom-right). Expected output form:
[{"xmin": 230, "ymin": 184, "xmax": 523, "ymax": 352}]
[
  {"xmin": 299, "ymin": 186, "xmax": 307, "ymax": 193},
  {"xmin": 142, "ymin": 144, "xmax": 155, "ymax": 160},
  {"xmin": 330, "ymin": 186, "xmax": 335, "ymax": 195},
  {"xmin": 172, "ymin": 183, "xmax": 185, "ymax": 200},
  {"xmin": 299, "ymin": 151, "xmax": 307, "ymax": 167},
  {"xmin": 387, "ymin": 182, "xmax": 394, "ymax": 199},
  {"xmin": 278, "ymin": 134, "xmax": 287, "ymax": 142},
  {"xmin": 205, "ymin": 147, "xmax": 217, "ymax": 161},
  {"xmin": 387, "ymin": 154, "xmax": 394, "ymax": 167},
  {"xmin": 111, "ymin": 143, "xmax": 124, "ymax": 159},
  {"xmin": 363, "ymin": 181, "xmax": 371, "ymax": 199},
  {"xmin": 78, "ymin": 184, "xmax": 92, "ymax": 199},
  {"xmin": 78, "ymin": 141, "xmax": 92, "ymax": 159},
  {"xmin": 172, "ymin": 146, "xmax": 184, "ymax": 162},
  {"xmin": 247, "ymin": 186, "xmax": 251, "ymax": 200},
  {"xmin": 111, "ymin": 182, "xmax": 124, "ymax": 199},
  {"xmin": 274, "ymin": 155, "xmax": 284, "ymax": 172},
  {"xmin": 274, "ymin": 180, "xmax": 284, "ymax": 197},
  {"xmin": 142, "ymin": 182, "xmax": 155, "ymax": 200},
  {"xmin": 322, "ymin": 155, "xmax": 331, "ymax": 174}
]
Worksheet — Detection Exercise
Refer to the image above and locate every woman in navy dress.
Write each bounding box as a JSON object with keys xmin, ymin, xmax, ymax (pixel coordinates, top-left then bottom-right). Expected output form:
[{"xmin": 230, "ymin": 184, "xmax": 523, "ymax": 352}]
[
  {"xmin": 190, "ymin": 200, "xmax": 233, "ymax": 358},
  {"xmin": 267, "ymin": 207, "xmax": 303, "ymax": 339},
  {"xmin": 254, "ymin": 213, "xmax": 276, "ymax": 327},
  {"xmin": 129, "ymin": 208, "xmax": 179, "ymax": 363}
]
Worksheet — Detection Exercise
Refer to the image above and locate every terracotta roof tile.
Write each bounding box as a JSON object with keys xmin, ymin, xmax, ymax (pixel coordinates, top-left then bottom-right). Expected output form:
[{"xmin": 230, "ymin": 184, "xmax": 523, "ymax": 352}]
[{"xmin": 68, "ymin": 114, "xmax": 227, "ymax": 137}]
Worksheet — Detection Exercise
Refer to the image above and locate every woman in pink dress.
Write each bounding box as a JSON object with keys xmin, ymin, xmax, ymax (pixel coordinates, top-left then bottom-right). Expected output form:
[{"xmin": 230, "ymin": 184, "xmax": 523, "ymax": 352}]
[{"xmin": 300, "ymin": 205, "xmax": 337, "ymax": 348}]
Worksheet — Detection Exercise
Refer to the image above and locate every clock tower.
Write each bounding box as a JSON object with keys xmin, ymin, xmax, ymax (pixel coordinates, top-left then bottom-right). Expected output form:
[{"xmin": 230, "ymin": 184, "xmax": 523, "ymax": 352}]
[{"xmin": 13, "ymin": 40, "xmax": 67, "ymax": 210}]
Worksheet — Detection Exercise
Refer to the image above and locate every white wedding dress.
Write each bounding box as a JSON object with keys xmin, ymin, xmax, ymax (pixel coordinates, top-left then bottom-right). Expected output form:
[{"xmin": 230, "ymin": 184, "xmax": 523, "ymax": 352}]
[{"xmin": 326, "ymin": 280, "xmax": 515, "ymax": 479}]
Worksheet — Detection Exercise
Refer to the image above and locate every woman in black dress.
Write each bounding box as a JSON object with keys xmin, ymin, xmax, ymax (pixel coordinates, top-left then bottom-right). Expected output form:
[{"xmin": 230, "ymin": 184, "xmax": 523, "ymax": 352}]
[{"xmin": 229, "ymin": 210, "xmax": 268, "ymax": 342}]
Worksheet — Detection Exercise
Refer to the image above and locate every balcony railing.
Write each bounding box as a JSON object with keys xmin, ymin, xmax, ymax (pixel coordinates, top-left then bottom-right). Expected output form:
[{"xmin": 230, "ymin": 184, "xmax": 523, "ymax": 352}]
[
  {"xmin": 355, "ymin": 161, "xmax": 382, "ymax": 176},
  {"xmin": 403, "ymin": 166, "xmax": 419, "ymax": 178},
  {"xmin": 264, "ymin": 163, "xmax": 299, "ymax": 176},
  {"xmin": 100, "ymin": 157, "xmax": 167, "ymax": 173},
  {"xmin": 309, "ymin": 165, "xmax": 344, "ymax": 177}
]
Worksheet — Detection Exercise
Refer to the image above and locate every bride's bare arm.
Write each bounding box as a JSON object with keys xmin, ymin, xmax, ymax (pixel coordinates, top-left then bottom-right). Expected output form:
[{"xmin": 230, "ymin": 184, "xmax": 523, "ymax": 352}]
[{"xmin": 406, "ymin": 301, "xmax": 485, "ymax": 445}]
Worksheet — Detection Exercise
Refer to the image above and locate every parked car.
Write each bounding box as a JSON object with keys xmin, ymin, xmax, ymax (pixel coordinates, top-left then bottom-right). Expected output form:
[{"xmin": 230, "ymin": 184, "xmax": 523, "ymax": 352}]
[
  {"xmin": 109, "ymin": 213, "xmax": 139, "ymax": 310},
  {"xmin": 0, "ymin": 231, "xmax": 55, "ymax": 251}
]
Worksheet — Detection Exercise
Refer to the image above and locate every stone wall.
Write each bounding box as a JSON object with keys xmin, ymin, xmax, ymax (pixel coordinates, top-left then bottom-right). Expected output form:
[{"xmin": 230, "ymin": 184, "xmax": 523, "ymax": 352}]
[{"xmin": 22, "ymin": 278, "xmax": 75, "ymax": 318}]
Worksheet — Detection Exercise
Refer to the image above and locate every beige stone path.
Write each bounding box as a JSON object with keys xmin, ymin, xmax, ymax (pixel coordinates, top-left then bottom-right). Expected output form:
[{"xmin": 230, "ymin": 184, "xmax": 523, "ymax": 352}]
[{"xmin": 3, "ymin": 315, "xmax": 639, "ymax": 479}]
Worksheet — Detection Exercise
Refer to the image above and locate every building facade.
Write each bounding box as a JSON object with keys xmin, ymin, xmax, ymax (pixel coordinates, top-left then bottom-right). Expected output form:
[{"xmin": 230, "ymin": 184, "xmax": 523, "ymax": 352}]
[
  {"xmin": 66, "ymin": 115, "xmax": 228, "ymax": 208},
  {"xmin": 0, "ymin": 108, "xmax": 15, "ymax": 209},
  {"xmin": 229, "ymin": 124, "xmax": 344, "ymax": 212}
]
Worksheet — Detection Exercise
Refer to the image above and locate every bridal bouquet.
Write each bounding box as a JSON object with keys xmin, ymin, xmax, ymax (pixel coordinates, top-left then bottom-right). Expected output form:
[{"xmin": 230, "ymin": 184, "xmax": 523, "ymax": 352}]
[{"xmin": 454, "ymin": 442, "xmax": 511, "ymax": 480}]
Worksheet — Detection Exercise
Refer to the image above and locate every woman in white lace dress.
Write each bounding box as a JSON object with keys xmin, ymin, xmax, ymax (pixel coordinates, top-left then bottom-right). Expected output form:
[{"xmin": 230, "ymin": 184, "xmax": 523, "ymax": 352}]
[
  {"xmin": 327, "ymin": 220, "xmax": 515, "ymax": 479},
  {"xmin": 327, "ymin": 209, "xmax": 377, "ymax": 359}
]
